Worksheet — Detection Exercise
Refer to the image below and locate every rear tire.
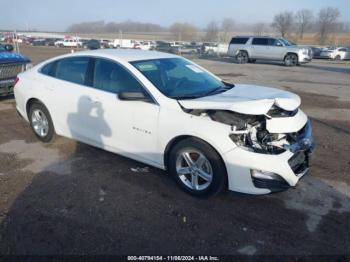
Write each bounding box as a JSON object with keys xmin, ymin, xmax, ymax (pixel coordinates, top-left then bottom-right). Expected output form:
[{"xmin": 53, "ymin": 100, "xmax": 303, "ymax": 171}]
[
  {"xmin": 168, "ymin": 138, "xmax": 227, "ymax": 197},
  {"xmin": 284, "ymin": 53, "xmax": 298, "ymax": 66},
  {"xmin": 335, "ymin": 55, "xmax": 341, "ymax": 61},
  {"xmin": 28, "ymin": 102, "xmax": 55, "ymax": 143},
  {"xmin": 236, "ymin": 51, "xmax": 249, "ymax": 64}
]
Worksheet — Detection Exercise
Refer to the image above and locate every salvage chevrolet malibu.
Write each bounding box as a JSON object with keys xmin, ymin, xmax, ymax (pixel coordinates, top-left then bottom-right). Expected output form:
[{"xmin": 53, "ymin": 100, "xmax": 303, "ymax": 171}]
[{"xmin": 14, "ymin": 49, "xmax": 315, "ymax": 196}]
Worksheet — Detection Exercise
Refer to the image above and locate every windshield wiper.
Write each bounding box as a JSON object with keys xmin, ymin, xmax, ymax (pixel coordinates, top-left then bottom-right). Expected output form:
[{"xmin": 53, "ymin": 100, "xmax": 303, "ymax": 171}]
[
  {"xmin": 200, "ymin": 82, "xmax": 234, "ymax": 97},
  {"xmin": 170, "ymin": 95, "xmax": 202, "ymax": 100}
]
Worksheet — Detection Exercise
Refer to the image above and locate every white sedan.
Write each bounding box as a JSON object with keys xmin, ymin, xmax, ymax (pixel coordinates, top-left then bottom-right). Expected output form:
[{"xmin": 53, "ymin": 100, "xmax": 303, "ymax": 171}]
[{"xmin": 14, "ymin": 49, "xmax": 315, "ymax": 196}]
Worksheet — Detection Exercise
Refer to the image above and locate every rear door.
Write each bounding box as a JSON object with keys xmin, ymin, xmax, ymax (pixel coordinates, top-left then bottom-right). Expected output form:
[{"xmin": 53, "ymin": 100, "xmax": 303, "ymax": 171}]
[
  {"xmin": 251, "ymin": 38, "xmax": 269, "ymax": 59},
  {"xmin": 48, "ymin": 56, "xmax": 100, "ymax": 141}
]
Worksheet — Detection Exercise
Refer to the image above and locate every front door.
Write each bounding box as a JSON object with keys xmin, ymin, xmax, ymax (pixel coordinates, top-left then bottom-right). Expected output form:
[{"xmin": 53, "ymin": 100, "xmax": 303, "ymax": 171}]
[{"xmin": 89, "ymin": 58, "xmax": 160, "ymax": 164}]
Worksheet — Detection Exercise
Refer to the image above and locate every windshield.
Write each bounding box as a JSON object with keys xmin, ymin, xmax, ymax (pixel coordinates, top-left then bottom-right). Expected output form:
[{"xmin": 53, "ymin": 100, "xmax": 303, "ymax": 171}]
[
  {"xmin": 131, "ymin": 58, "xmax": 230, "ymax": 99},
  {"xmin": 279, "ymin": 38, "xmax": 293, "ymax": 46}
]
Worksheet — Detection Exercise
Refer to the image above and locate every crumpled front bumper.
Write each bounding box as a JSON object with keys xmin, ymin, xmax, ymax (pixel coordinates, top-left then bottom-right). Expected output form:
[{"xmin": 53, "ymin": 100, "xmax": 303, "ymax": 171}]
[{"xmin": 223, "ymin": 120, "xmax": 315, "ymax": 195}]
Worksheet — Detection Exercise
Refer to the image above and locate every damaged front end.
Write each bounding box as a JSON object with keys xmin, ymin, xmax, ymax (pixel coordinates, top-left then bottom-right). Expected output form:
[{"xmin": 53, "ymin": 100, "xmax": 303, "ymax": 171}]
[{"xmin": 185, "ymin": 105, "xmax": 315, "ymax": 193}]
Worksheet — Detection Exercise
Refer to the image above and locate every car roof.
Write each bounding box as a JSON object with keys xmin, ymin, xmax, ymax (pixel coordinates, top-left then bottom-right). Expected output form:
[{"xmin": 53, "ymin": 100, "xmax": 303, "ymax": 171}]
[
  {"xmin": 233, "ymin": 36, "xmax": 281, "ymax": 38},
  {"xmin": 69, "ymin": 49, "xmax": 178, "ymax": 62}
]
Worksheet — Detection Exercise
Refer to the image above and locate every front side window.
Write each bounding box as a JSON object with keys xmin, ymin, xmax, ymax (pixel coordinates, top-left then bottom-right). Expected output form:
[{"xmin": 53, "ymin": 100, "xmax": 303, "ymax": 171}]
[
  {"xmin": 132, "ymin": 58, "xmax": 231, "ymax": 99},
  {"xmin": 268, "ymin": 38, "xmax": 283, "ymax": 46},
  {"xmin": 93, "ymin": 58, "xmax": 144, "ymax": 94},
  {"xmin": 252, "ymin": 38, "xmax": 268, "ymax": 46},
  {"xmin": 279, "ymin": 38, "xmax": 293, "ymax": 46},
  {"xmin": 55, "ymin": 57, "xmax": 90, "ymax": 85}
]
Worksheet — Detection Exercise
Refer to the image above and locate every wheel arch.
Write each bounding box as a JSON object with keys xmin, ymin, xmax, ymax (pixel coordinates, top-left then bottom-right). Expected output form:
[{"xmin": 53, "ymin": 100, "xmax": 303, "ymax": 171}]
[
  {"xmin": 237, "ymin": 49, "xmax": 249, "ymax": 56},
  {"xmin": 284, "ymin": 52, "xmax": 299, "ymax": 61},
  {"xmin": 26, "ymin": 98, "xmax": 45, "ymax": 119},
  {"xmin": 25, "ymin": 98, "xmax": 57, "ymax": 131},
  {"xmin": 163, "ymin": 135, "xmax": 227, "ymax": 173}
]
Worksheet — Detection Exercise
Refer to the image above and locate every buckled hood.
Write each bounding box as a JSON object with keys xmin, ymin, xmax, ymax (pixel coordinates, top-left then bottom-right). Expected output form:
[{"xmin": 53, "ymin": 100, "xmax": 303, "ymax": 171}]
[{"xmin": 178, "ymin": 84, "xmax": 301, "ymax": 115}]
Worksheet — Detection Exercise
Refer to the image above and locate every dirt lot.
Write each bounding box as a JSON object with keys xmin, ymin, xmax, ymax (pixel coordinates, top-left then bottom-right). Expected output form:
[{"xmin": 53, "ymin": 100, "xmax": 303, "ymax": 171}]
[{"xmin": 0, "ymin": 46, "xmax": 349, "ymax": 255}]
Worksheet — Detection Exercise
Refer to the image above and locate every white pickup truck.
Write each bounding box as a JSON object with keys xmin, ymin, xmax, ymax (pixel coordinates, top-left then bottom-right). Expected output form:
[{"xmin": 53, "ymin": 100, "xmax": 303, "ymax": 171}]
[
  {"xmin": 55, "ymin": 38, "xmax": 82, "ymax": 48},
  {"xmin": 202, "ymin": 43, "xmax": 229, "ymax": 56}
]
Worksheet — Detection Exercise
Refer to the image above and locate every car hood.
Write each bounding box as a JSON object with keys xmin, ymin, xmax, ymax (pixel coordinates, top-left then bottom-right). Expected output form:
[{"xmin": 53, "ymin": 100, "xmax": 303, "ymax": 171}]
[
  {"xmin": 178, "ymin": 84, "xmax": 301, "ymax": 115},
  {"xmin": 0, "ymin": 51, "xmax": 31, "ymax": 64}
]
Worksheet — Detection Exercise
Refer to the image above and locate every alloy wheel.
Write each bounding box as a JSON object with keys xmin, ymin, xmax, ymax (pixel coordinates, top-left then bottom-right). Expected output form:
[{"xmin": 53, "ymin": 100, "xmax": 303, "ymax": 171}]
[
  {"xmin": 175, "ymin": 149, "xmax": 213, "ymax": 191},
  {"xmin": 31, "ymin": 109, "xmax": 49, "ymax": 137}
]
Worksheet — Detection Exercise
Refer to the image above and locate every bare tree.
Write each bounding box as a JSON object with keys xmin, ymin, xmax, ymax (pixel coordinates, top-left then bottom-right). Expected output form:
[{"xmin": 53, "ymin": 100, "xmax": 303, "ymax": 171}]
[
  {"xmin": 221, "ymin": 18, "xmax": 235, "ymax": 42},
  {"xmin": 253, "ymin": 22, "xmax": 266, "ymax": 36},
  {"xmin": 271, "ymin": 11, "xmax": 294, "ymax": 37},
  {"xmin": 205, "ymin": 21, "xmax": 220, "ymax": 42},
  {"xmin": 317, "ymin": 7, "xmax": 341, "ymax": 44},
  {"xmin": 295, "ymin": 9, "xmax": 313, "ymax": 39},
  {"xmin": 169, "ymin": 22, "xmax": 197, "ymax": 41}
]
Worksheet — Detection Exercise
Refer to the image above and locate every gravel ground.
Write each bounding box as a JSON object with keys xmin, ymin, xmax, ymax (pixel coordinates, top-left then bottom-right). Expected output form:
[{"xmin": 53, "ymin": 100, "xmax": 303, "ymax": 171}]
[{"xmin": 0, "ymin": 46, "xmax": 349, "ymax": 255}]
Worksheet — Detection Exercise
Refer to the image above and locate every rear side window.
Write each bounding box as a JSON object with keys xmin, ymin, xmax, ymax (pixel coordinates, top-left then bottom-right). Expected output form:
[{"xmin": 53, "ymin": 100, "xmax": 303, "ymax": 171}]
[
  {"xmin": 252, "ymin": 38, "xmax": 268, "ymax": 46},
  {"xmin": 93, "ymin": 58, "xmax": 144, "ymax": 94},
  {"xmin": 230, "ymin": 37, "xmax": 249, "ymax": 44},
  {"xmin": 55, "ymin": 57, "xmax": 90, "ymax": 85},
  {"xmin": 41, "ymin": 61, "xmax": 57, "ymax": 77}
]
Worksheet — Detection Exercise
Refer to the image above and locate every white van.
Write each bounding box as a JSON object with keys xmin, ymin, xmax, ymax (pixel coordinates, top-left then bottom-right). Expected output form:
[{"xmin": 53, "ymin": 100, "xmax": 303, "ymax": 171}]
[{"xmin": 112, "ymin": 39, "xmax": 138, "ymax": 49}]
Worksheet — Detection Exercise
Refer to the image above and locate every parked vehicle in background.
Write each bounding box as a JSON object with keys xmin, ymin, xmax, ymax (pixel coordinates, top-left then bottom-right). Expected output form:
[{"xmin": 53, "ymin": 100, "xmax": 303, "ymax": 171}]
[
  {"xmin": 100, "ymin": 40, "xmax": 111, "ymax": 49},
  {"xmin": 205, "ymin": 43, "xmax": 229, "ymax": 56},
  {"xmin": 310, "ymin": 47, "xmax": 323, "ymax": 59},
  {"xmin": 32, "ymin": 39, "xmax": 47, "ymax": 46},
  {"xmin": 0, "ymin": 44, "xmax": 31, "ymax": 96},
  {"xmin": 55, "ymin": 38, "xmax": 82, "ymax": 48},
  {"xmin": 138, "ymin": 41, "xmax": 156, "ymax": 51},
  {"xmin": 112, "ymin": 39, "xmax": 138, "ymax": 49},
  {"xmin": 83, "ymin": 39, "xmax": 101, "ymax": 50},
  {"xmin": 319, "ymin": 47, "xmax": 350, "ymax": 60},
  {"xmin": 14, "ymin": 49, "xmax": 314, "ymax": 196},
  {"xmin": 179, "ymin": 44, "xmax": 200, "ymax": 55},
  {"xmin": 44, "ymin": 38, "xmax": 59, "ymax": 46},
  {"xmin": 155, "ymin": 42, "xmax": 180, "ymax": 54},
  {"xmin": 228, "ymin": 36, "xmax": 312, "ymax": 66}
]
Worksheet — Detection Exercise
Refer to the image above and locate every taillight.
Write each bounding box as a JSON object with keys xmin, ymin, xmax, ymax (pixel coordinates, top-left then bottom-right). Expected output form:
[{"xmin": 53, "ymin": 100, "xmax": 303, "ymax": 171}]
[{"xmin": 14, "ymin": 77, "xmax": 19, "ymax": 87}]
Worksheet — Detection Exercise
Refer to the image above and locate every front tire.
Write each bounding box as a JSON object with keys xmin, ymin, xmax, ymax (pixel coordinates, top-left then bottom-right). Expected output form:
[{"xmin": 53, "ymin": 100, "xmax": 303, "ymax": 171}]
[
  {"xmin": 335, "ymin": 55, "xmax": 341, "ymax": 61},
  {"xmin": 168, "ymin": 138, "xmax": 227, "ymax": 197},
  {"xmin": 236, "ymin": 51, "xmax": 249, "ymax": 64},
  {"xmin": 284, "ymin": 53, "xmax": 298, "ymax": 66},
  {"xmin": 29, "ymin": 102, "xmax": 55, "ymax": 143}
]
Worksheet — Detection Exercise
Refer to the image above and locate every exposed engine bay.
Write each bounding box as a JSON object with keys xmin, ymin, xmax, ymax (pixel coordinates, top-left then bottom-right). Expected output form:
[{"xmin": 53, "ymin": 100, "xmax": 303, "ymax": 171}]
[{"xmin": 185, "ymin": 106, "xmax": 305, "ymax": 155}]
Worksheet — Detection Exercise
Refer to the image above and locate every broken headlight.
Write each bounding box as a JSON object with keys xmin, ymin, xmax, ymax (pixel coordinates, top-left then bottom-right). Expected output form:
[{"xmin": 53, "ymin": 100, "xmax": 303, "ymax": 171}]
[{"xmin": 229, "ymin": 124, "xmax": 286, "ymax": 154}]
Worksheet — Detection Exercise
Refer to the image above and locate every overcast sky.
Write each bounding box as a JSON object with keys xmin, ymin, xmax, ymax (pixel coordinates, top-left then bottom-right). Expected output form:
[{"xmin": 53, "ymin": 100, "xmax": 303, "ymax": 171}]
[{"xmin": 1, "ymin": 0, "xmax": 349, "ymax": 31}]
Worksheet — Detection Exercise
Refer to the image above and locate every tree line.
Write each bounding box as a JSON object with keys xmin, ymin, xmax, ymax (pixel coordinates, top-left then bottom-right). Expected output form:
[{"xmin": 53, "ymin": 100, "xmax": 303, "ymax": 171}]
[{"xmin": 67, "ymin": 7, "xmax": 348, "ymax": 44}]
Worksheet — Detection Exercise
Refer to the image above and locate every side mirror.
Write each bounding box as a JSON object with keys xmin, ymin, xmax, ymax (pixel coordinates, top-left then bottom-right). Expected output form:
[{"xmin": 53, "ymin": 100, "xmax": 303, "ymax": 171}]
[
  {"xmin": 4, "ymin": 44, "xmax": 14, "ymax": 52},
  {"xmin": 118, "ymin": 91, "xmax": 151, "ymax": 102}
]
